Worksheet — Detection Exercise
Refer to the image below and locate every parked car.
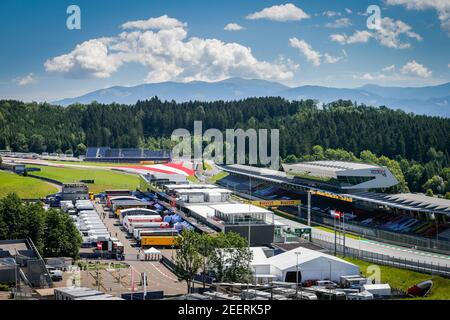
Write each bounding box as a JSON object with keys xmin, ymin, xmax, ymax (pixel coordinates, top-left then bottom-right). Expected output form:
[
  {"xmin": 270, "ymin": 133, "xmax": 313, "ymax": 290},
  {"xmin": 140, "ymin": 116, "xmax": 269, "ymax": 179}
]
[{"xmin": 47, "ymin": 266, "xmax": 63, "ymax": 281}]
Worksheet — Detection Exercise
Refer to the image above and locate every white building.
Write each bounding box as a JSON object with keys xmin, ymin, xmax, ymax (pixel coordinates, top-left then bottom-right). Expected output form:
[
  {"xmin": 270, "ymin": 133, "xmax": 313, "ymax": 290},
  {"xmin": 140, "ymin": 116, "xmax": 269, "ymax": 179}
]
[
  {"xmin": 282, "ymin": 161, "xmax": 399, "ymax": 190},
  {"xmin": 250, "ymin": 247, "xmax": 360, "ymax": 284},
  {"xmin": 175, "ymin": 188, "xmax": 232, "ymax": 203},
  {"xmin": 209, "ymin": 204, "xmax": 274, "ymax": 225}
]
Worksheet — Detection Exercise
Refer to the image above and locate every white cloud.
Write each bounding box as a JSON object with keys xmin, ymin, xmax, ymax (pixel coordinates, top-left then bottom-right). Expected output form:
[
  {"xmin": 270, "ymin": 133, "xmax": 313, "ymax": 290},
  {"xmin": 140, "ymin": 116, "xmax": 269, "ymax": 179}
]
[
  {"xmin": 323, "ymin": 11, "xmax": 341, "ymax": 17},
  {"xmin": 224, "ymin": 23, "xmax": 244, "ymax": 31},
  {"xmin": 355, "ymin": 62, "xmax": 433, "ymax": 82},
  {"xmin": 330, "ymin": 17, "xmax": 422, "ymax": 49},
  {"xmin": 289, "ymin": 38, "xmax": 342, "ymax": 66},
  {"xmin": 325, "ymin": 18, "xmax": 352, "ymax": 28},
  {"xmin": 323, "ymin": 54, "xmax": 342, "ymax": 64},
  {"xmin": 345, "ymin": 8, "xmax": 353, "ymax": 14},
  {"xmin": 289, "ymin": 38, "xmax": 321, "ymax": 66},
  {"xmin": 386, "ymin": 0, "xmax": 450, "ymax": 35},
  {"xmin": 401, "ymin": 60, "xmax": 432, "ymax": 78},
  {"xmin": 382, "ymin": 64, "xmax": 396, "ymax": 72},
  {"xmin": 14, "ymin": 73, "xmax": 36, "ymax": 86},
  {"xmin": 121, "ymin": 15, "xmax": 187, "ymax": 30},
  {"xmin": 45, "ymin": 15, "xmax": 297, "ymax": 83},
  {"xmin": 354, "ymin": 73, "xmax": 386, "ymax": 81},
  {"xmin": 246, "ymin": 3, "xmax": 310, "ymax": 22},
  {"xmin": 376, "ymin": 17, "xmax": 422, "ymax": 49},
  {"xmin": 45, "ymin": 38, "xmax": 122, "ymax": 78},
  {"xmin": 330, "ymin": 30, "xmax": 372, "ymax": 44}
]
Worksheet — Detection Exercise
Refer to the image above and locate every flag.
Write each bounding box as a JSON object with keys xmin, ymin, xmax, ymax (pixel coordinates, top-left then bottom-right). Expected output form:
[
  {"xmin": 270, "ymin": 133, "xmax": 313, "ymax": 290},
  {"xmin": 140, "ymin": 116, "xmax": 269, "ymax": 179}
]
[{"xmin": 330, "ymin": 210, "xmax": 342, "ymax": 218}]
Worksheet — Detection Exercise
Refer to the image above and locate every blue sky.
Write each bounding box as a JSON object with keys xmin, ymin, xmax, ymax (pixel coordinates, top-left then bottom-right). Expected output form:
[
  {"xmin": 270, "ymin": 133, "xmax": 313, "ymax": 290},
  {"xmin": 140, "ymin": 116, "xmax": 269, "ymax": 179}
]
[{"xmin": 0, "ymin": 0, "xmax": 449, "ymax": 102}]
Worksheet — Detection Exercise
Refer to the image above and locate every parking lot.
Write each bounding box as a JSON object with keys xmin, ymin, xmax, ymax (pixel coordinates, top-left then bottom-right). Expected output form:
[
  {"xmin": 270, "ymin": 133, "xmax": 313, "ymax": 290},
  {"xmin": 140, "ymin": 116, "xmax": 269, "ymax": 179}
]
[{"xmin": 84, "ymin": 201, "xmax": 187, "ymax": 296}]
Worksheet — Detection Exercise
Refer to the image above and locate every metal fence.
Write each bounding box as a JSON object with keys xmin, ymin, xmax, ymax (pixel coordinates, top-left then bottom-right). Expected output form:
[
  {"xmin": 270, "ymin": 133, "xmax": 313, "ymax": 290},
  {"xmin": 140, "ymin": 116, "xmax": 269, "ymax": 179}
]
[
  {"xmin": 311, "ymin": 233, "xmax": 450, "ymax": 278},
  {"xmin": 293, "ymin": 210, "xmax": 450, "ymax": 255}
]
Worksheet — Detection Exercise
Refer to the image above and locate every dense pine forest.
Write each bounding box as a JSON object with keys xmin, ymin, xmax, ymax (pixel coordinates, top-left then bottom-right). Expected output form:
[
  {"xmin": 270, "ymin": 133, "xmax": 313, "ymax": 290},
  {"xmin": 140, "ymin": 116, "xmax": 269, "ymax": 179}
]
[{"xmin": 0, "ymin": 97, "xmax": 449, "ymax": 195}]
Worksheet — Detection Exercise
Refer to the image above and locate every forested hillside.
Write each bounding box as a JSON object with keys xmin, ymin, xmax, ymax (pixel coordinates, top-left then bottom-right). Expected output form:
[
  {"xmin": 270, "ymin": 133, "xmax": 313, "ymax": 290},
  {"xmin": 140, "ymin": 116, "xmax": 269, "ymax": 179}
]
[
  {"xmin": 1, "ymin": 98, "xmax": 448, "ymax": 162},
  {"xmin": 0, "ymin": 97, "xmax": 449, "ymax": 195}
]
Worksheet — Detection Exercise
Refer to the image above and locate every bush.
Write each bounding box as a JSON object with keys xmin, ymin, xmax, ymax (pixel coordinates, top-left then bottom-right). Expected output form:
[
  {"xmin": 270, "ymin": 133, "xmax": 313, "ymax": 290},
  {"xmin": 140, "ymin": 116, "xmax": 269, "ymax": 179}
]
[{"xmin": 0, "ymin": 283, "xmax": 11, "ymax": 291}]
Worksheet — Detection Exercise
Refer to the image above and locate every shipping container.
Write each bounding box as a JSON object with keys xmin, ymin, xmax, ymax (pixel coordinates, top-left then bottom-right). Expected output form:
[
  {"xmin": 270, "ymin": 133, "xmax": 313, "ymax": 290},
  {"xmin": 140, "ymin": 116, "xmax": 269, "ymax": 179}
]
[
  {"xmin": 126, "ymin": 221, "xmax": 170, "ymax": 234},
  {"xmin": 135, "ymin": 228, "xmax": 178, "ymax": 240},
  {"xmin": 122, "ymin": 215, "xmax": 162, "ymax": 228},
  {"xmin": 141, "ymin": 235, "xmax": 179, "ymax": 247}
]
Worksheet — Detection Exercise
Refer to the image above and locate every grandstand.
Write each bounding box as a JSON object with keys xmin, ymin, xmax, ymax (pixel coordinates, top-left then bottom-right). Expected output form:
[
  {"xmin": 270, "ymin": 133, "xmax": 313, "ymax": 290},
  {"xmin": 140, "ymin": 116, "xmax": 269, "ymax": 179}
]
[
  {"xmin": 85, "ymin": 147, "xmax": 171, "ymax": 163},
  {"xmin": 217, "ymin": 164, "xmax": 450, "ymax": 245},
  {"xmin": 283, "ymin": 161, "xmax": 399, "ymax": 191}
]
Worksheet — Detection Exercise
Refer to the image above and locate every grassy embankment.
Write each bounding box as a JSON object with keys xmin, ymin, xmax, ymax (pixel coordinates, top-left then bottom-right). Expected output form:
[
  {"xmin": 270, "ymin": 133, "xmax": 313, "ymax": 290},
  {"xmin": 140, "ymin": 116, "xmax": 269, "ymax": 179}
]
[
  {"xmin": 0, "ymin": 171, "xmax": 58, "ymax": 198},
  {"xmin": 28, "ymin": 165, "xmax": 139, "ymax": 194},
  {"xmin": 342, "ymin": 256, "xmax": 450, "ymax": 300}
]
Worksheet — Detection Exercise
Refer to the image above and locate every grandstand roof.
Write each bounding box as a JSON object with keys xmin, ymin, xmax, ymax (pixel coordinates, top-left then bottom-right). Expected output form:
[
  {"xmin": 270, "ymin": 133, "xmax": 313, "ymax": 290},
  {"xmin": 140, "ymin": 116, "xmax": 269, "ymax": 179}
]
[
  {"xmin": 384, "ymin": 193, "xmax": 450, "ymax": 212},
  {"xmin": 345, "ymin": 191, "xmax": 450, "ymax": 214},
  {"xmin": 283, "ymin": 161, "xmax": 382, "ymax": 178},
  {"xmin": 303, "ymin": 161, "xmax": 379, "ymax": 171},
  {"xmin": 226, "ymin": 164, "xmax": 287, "ymax": 178}
]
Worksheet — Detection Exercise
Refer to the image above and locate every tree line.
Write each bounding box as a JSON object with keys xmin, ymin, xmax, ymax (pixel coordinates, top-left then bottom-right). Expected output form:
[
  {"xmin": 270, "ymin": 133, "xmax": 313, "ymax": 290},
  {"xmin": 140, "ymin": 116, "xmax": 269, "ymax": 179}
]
[
  {"xmin": 1, "ymin": 98, "xmax": 449, "ymax": 194},
  {"xmin": 284, "ymin": 145, "xmax": 450, "ymax": 197},
  {"xmin": 0, "ymin": 194, "xmax": 82, "ymax": 258},
  {"xmin": 0, "ymin": 98, "xmax": 448, "ymax": 165}
]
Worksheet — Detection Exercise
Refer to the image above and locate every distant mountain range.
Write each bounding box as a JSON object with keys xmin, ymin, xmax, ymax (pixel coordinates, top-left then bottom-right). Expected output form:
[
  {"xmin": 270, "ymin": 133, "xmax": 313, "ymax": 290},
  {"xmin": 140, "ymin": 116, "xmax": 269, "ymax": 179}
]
[{"xmin": 53, "ymin": 78, "xmax": 450, "ymax": 117}]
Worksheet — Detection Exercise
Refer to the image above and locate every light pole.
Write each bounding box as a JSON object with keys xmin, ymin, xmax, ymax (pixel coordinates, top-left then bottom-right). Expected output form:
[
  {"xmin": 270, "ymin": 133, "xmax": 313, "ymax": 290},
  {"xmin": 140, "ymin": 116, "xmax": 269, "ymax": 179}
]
[
  {"xmin": 433, "ymin": 213, "xmax": 439, "ymax": 245},
  {"xmin": 342, "ymin": 214, "xmax": 346, "ymax": 257},
  {"xmin": 295, "ymin": 251, "xmax": 301, "ymax": 298},
  {"xmin": 333, "ymin": 211, "xmax": 337, "ymax": 256},
  {"xmin": 14, "ymin": 248, "xmax": 18, "ymax": 299},
  {"xmin": 307, "ymin": 191, "xmax": 311, "ymax": 226},
  {"xmin": 246, "ymin": 213, "xmax": 252, "ymax": 297},
  {"xmin": 246, "ymin": 176, "xmax": 252, "ymax": 297}
]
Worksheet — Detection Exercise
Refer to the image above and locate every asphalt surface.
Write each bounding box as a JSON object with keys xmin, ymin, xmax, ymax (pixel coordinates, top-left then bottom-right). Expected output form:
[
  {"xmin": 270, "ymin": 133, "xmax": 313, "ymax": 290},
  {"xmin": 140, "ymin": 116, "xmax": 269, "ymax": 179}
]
[
  {"xmin": 93, "ymin": 201, "xmax": 187, "ymax": 296},
  {"xmin": 271, "ymin": 214, "xmax": 450, "ymax": 267}
]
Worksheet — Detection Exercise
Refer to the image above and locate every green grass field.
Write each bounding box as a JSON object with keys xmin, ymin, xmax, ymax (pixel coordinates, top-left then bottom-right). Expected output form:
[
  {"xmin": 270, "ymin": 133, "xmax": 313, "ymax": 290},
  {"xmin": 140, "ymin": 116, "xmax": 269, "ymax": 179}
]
[
  {"xmin": 28, "ymin": 165, "xmax": 139, "ymax": 194},
  {"xmin": 343, "ymin": 256, "xmax": 450, "ymax": 300},
  {"xmin": 0, "ymin": 171, "xmax": 58, "ymax": 198}
]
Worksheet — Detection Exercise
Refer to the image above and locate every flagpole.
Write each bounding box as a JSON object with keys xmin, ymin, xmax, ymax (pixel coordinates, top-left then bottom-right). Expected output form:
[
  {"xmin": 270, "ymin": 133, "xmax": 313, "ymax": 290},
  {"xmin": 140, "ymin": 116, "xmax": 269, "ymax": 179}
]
[
  {"xmin": 343, "ymin": 214, "xmax": 346, "ymax": 257},
  {"xmin": 334, "ymin": 210, "xmax": 337, "ymax": 256}
]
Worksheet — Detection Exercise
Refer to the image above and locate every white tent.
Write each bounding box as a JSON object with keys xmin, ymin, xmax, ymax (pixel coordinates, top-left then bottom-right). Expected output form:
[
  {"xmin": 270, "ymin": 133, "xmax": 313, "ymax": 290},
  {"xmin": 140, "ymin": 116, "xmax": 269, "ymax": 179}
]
[
  {"xmin": 250, "ymin": 247, "xmax": 359, "ymax": 283},
  {"xmin": 143, "ymin": 247, "xmax": 161, "ymax": 261}
]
